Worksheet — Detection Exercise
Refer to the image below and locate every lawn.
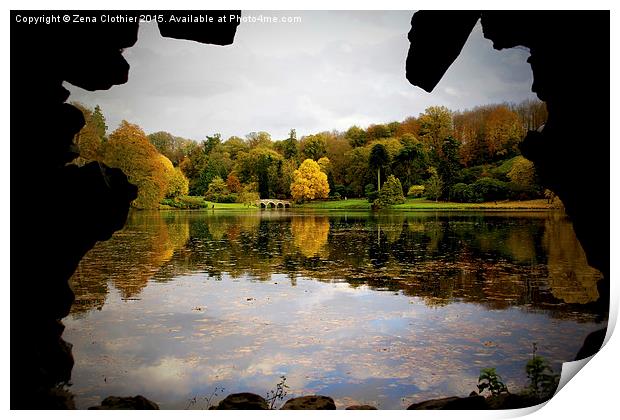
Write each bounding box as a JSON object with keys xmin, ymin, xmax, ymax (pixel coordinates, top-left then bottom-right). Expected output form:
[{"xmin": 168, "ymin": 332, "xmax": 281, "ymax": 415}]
[
  {"xmin": 203, "ymin": 201, "xmax": 259, "ymax": 210},
  {"xmin": 298, "ymin": 198, "xmax": 558, "ymax": 211}
]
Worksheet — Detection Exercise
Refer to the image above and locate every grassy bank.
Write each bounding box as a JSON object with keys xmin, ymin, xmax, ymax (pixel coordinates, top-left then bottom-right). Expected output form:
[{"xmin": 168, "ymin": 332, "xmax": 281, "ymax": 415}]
[
  {"xmin": 160, "ymin": 197, "xmax": 560, "ymax": 211},
  {"xmin": 297, "ymin": 198, "xmax": 560, "ymax": 211},
  {"xmin": 159, "ymin": 196, "xmax": 259, "ymax": 210},
  {"xmin": 203, "ymin": 202, "xmax": 259, "ymax": 210}
]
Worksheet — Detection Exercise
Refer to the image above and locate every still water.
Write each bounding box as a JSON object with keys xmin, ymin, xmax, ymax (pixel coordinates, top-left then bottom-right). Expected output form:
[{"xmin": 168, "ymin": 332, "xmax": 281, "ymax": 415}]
[{"xmin": 65, "ymin": 210, "xmax": 604, "ymax": 409}]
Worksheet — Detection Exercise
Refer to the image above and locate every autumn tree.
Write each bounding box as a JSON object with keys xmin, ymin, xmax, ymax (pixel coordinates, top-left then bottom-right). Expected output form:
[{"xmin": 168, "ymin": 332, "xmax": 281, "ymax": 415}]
[
  {"xmin": 396, "ymin": 116, "xmax": 420, "ymax": 137},
  {"xmin": 290, "ymin": 159, "xmax": 329, "ymax": 202},
  {"xmin": 71, "ymin": 102, "xmax": 106, "ymax": 165},
  {"xmin": 366, "ymin": 124, "xmax": 392, "ymax": 141},
  {"xmin": 246, "ymin": 131, "xmax": 272, "ymax": 149},
  {"xmin": 484, "ymin": 105, "xmax": 521, "ymax": 159},
  {"xmin": 158, "ymin": 153, "xmax": 188, "ymax": 199},
  {"xmin": 103, "ymin": 120, "xmax": 169, "ymax": 209},
  {"xmin": 148, "ymin": 131, "xmax": 197, "ymax": 165},
  {"xmin": 418, "ymin": 106, "xmax": 453, "ymax": 156},
  {"xmin": 166, "ymin": 167, "xmax": 189, "ymax": 198},
  {"xmin": 508, "ymin": 156, "xmax": 536, "ymax": 188},
  {"xmin": 512, "ymin": 99, "xmax": 548, "ymax": 131},
  {"xmin": 226, "ymin": 173, "xmax": 242, "ymax": 193},
  {"xmin": 325, "ymin": 134, "xmax": 351, "ymax": 187},
  {"xmin": 508, "ymin": 156, "xmax": 539, "ymax": 198}
]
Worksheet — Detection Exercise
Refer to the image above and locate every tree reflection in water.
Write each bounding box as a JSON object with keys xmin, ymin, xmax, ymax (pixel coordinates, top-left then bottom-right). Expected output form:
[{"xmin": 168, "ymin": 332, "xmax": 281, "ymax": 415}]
[{"xmin": 70, "ymin": 210, "xmax": 602, "ymax": 316}]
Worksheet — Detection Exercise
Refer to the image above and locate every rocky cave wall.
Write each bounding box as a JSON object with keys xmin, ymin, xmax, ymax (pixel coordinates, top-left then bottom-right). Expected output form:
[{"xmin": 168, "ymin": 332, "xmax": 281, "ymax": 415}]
[{"xmin": 10, "ymin": 10, "xmax": 240, "ymax": 409}]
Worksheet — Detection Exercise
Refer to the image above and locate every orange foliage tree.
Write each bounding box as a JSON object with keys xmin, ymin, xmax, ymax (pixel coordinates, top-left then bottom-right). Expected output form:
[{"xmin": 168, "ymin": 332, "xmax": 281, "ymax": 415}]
[{"xmin": 103, "ymin": 120, "xmax": 170, "ymax": 209}]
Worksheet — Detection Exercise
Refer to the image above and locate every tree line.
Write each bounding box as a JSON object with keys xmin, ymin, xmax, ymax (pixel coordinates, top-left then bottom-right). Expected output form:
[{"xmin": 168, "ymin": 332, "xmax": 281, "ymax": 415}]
[{"xmin": 71, "ymin": 98, "xmax": 547, "ymax": 209}]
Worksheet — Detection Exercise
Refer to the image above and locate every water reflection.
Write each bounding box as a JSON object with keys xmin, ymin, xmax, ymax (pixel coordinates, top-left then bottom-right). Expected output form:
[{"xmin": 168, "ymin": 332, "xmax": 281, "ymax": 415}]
[
  {"xmin": 71, "ymin": 212, "xmax": 189, "ymax": 314},
  {"xmin": 71, "ymin": 210, "xmax": 601, "ymax": 314},
  {"xmin": 65, "ymin": 210, "xmax": 604, "ymax": 409}
]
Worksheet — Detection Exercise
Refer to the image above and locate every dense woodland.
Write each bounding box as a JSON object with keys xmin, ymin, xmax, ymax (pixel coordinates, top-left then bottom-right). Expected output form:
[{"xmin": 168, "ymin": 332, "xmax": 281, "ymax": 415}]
[{"xmin": 72, "ymin": 99, "xmax": 548, "ymax": 209}]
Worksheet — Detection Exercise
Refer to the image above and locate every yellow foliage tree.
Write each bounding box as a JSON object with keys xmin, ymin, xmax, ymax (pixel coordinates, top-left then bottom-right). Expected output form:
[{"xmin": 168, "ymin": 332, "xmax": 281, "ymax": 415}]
[
  {"xmin": 103, "ymin": 120, "xmax": 169, "ymax": 209},
  {"xmin": 290, "ymin": 159, "xmax": 329, "ymax": 202},
  {"xmin": 291, "ymin": 216, "xmax": 330, "ymax": 257},
  {"xmin": 158, "ymin": 154, "xmax": 189, "ymax": 198}
]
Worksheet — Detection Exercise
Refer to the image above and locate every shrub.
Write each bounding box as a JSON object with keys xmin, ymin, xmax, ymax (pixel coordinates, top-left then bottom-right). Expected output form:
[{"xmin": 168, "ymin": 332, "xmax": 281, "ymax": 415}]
[
  {"xmin": 161, "ymin": 195, "xmax": 208, "ymax": 209},
  {"xmin": 204, "ymin": 176, "xmax": 228, "ymax": 202},
  {"xmin": 471, "ymin": 177, "xmax": 509, "ymax": 202},
  {"xmin": 477, "ymin": 368, "xmax": 508, "ymax": 396},
  {"xmin": 526, "ymin": 355, "xmax": 559, "ymax": 400},
  {"xmin": 450, "ymin": 183, "xmax": 481, "ymax": 203},
  {"xmin": 407, "ymin": 185, "xmax": 425, "ymax": 198},
  {"xmin": 459, "ymin": 165, "xmax": 485, "ymax": 184},
  {"xmin": 373, "ymin": 175, "xmax": 405, "ymax": 208},
  {"xmin": 218, "ymin": 193, "xmax": 238, "ymax": 203},
  {"xmin": 238, "ymin": 191, "xmax": 260, "ymax": 206}
]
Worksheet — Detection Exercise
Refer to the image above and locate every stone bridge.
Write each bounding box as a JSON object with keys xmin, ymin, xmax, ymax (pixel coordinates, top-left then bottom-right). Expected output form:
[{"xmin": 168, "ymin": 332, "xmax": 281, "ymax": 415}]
[{"xmin": 257, "ymin": 199, "xmax": 292, "ymax": 209}]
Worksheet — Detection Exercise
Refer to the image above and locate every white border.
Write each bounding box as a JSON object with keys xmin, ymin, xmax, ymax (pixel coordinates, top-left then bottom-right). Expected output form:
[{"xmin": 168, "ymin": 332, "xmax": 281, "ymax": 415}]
[{"xmin": 2, "ymin": 2, "xmax": 617, "ymax": 420}]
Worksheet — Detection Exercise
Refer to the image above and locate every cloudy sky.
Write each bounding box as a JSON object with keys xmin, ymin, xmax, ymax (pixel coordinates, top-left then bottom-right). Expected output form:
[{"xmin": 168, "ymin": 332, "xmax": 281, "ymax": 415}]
[{"xmin": 66, "ymin": 11, "xmax": 536, "ymax": 141}]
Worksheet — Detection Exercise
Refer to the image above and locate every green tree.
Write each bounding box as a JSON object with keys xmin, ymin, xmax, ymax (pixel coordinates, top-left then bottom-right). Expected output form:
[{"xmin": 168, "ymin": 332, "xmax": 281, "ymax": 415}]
[
  {"xmin": 222, "ymin": 136, "xmax": 249, "ymax": 160},
  {"xmin": 204, "ymin": 176, "xmax": 228, "ymax": 202},
  {"xmin": 280, "ymin": 129, "xmax": 300, "ymax": 160},
  {"xmin": 424, "ymin": 167, "xmax": 443, "ymax": 202},
  {"xmin": 300, "ymin": 133, "xmax": 328, "ymax": 160},
  {"xmin": 374, "ymin": 175, "xmax": 405, "ymax": 208},
  {"xmin": 344, "ymin": 147, "xmax": 371, "ymax": 197},
  {"xmin": 290, "ymin": 159, "xmax": 329, "ymax": 202},
  {"xmin": 392, "ymin": 135, "xmax": 427, "ymax": 191},
  {"xmin": 438, "ymin": 136, "xmax": 462, "ymax": 199},
  {"xmin": 345, "ymin": 125, "xmax": 367, "ymax": 147},
  {"xmin": 369, "ymin": 143, "xmax": 390, "ymax": 191},
  {"xmin": 235, "ymin": 148, "xmax": 284, "ymax": 199}
]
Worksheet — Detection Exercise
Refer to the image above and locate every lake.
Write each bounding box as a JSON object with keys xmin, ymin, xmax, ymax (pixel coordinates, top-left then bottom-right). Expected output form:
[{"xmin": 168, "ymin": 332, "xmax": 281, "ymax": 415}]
[{"xmin": 65, "ymin": 209, "xmax": 605, "ymax": 409}]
